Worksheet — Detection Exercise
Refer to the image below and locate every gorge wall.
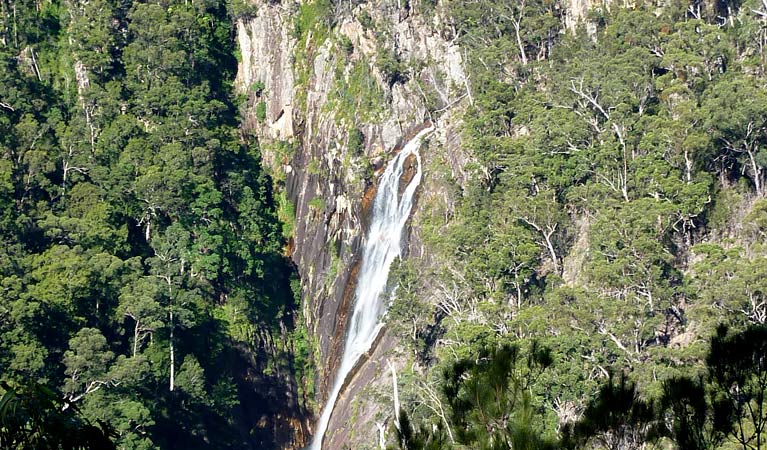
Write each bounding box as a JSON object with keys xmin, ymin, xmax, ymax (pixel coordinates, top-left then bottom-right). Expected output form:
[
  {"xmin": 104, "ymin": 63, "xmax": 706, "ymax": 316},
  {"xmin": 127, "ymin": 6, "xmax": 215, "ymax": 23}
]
[{"xmin": 235, "ymin": 0, "xmax": 471, "ymax": 447}]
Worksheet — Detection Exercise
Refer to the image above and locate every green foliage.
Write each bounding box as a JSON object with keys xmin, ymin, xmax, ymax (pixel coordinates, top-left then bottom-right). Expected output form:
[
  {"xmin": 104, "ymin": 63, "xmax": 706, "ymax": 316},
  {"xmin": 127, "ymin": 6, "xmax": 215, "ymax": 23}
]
[
  {"xmin": 276, "ymin": 190, "xmax": 297, "ymax": 239},
  {"xmin": 227, "ymin": 0, "xmax": 258, "ymax": 19},
  {"xmin": 0, "ymin": 0, "xmax": 305, "ymax": 448},
  {"xmin": 659, "ymin": 376, "xmax": 728, "ymax": 450},
  {"xmin": 557, "ymin": 326, "xmax": 767, "ymax": 450},
  {"xmin": 329, "ymin": 59, "xmax": 386, "ymax": 124},
  {"xmin": 377, "ymin": 47, "xmax": 409, "ymax": 87},
  {"xmin": 308, "ymin": 196, "xmax": 326, "ymax": 211},
  {"xmin": 289, "ymin": 272, "xmax": 316, "ymax": 406},
  {"xmin": 644, "ymin": 326, "xmax": 765, "ymax": 449},
  {"xmin": 444, "ymin": 343, "xmax": 555, "ymax": 449},
  {"xmin": 394, "ymin": 343, "xmax": 557, "ymax": 450},
  {"xmin": 348, "ymin": 127, "xmax": 366, "ymax": 156},
  {"xmin": 563, "ymin": 373, "xmax": 657, "ymax": 450},
  {"xmin": 387, "ymin": 259, "xmax": 434, "ymax": 362},
  {"xmin": 358, "ymin": 10, "xmax": 374, "ymax": 31},
  {"xmin": 324, "ymin": 244, "xmax": 342, "ymax": 287},
  {"xmin": 292, "ymin": 0, "xmax": 332, "ymax": 110},
  {"xmin": 420, "ymin": 0, "xmax": 767, "ymax": 429},
  {"xmin": 0, "ymin": 380, "xmax": 116, "ymax": 449},
  {"xmin": 690, "ymin": 244, "xmax": 767, "ymax": 327},
  {"xmin": 255, "ymin": 100, "xmax": 267, "ymax": 122},
  {"xmin": 6, "ymin": 0, "xmax": 767, "ymax": 448},
  {"xmin": 393, "ymin": 409, "xmax": 451, "ymax": 450},
  {"xmin": 307, "ymin": 158, "xmax": 323, "ymax": 175},
  {"xmin": 293, "ymin": 0, "xmax": 332, "ymax": 44},
  {"xmin": 707, "ymin": 325, "xmax": 767, "ymax": 450},
  {"xmin": 251, "ymin": 80, "xmax": 266, "ymax": 95},
  {"xmin": 339, "ymin": 35, "xmax": 354, "ymax": 55}
]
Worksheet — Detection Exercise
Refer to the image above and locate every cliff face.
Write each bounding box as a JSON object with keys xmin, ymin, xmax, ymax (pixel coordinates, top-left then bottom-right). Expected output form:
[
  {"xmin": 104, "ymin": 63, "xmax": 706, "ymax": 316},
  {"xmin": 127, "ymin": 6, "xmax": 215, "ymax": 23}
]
[
  {"xmin": 235, "ymin": 0, "xmax": 470, "ymax": 447},
  {"xmin": 232, "ymin": 0, "xmax": 767, "ymax": 447}
]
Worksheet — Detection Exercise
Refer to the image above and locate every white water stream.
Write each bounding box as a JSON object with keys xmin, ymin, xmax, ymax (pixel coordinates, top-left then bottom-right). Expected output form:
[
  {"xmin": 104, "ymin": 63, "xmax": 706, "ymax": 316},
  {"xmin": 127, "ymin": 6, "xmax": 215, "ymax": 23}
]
[{"xmin": 309, "ymin": 126, "xmax": 433, "ymax": 450}]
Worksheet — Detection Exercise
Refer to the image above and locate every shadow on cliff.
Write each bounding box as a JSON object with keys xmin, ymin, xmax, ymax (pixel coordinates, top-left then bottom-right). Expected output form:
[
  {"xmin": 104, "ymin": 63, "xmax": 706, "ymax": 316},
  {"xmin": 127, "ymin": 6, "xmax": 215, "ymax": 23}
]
[{"xmin": 232, "ymin": 254, "xmax": 309, "ymax": 450}]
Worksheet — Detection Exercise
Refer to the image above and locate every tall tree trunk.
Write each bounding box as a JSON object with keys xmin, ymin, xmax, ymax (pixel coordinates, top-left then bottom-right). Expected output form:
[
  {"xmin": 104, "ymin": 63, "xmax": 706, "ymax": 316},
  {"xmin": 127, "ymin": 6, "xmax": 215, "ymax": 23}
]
[
  {"xmin": 684, "ymin": 149, "xmax": 693, "ymax": 183},
  {"xmin": 133, "ymin": 321, "xmax": 140, "ymax": 357},
  {"xmin": 543, "ymin": 229, "xmax": 560, "ymax": 274},
  {"xmin": 513, "ymin": 19, "xmax": 528, "ymax": 66},
  {"xmin": 748, "ymin": 147, "xmax": 764, "ymax": 196},
  {"xmin": 169, "ymin": 309, "xmax": 175, "ymax": 392}
]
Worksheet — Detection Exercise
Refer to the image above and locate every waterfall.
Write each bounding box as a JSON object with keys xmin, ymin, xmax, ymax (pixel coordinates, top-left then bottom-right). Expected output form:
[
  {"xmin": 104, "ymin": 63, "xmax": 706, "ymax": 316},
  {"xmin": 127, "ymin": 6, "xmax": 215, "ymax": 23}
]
[{"xmin": 309, "ymin": 126, "xmax": 433, "ymax": 450}]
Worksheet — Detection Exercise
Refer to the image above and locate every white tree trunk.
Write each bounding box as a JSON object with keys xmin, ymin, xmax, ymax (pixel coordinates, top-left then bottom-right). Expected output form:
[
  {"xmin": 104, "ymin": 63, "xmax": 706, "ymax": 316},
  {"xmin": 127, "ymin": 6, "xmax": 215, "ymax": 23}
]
[
  {"xmin": 513, "ymin": 19, "xmax": 528, "ymax": 66},
  {"xmin": 748, "ymin": 148, "xmax": 764, "ymax": 196},
  {"xmin": 543, "ymin": 229, "xmax": 560, "ymax": 274},
  {"xmin": 133, "ymin": 320, "xmax": 140, "ymax": 357},
  {"xmin": 389, "ymin": 361, "xmax": 400, "ymax": 428}
]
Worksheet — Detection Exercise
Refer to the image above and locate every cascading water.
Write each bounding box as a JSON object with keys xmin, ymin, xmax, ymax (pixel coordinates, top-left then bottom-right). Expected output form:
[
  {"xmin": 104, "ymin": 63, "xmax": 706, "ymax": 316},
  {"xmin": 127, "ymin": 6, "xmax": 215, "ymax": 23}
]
[{"xmin": 309, "ymin": 126, "xmax": 434, "ymax": 450}]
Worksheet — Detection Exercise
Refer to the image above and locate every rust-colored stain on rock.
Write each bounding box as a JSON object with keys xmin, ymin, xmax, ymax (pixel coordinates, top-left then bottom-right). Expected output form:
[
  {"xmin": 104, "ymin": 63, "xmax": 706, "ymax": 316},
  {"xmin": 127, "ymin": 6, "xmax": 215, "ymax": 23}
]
[
  {"xmin": 284, "ymin": 236, "xmax": 296, "ymax": 257},
  {"xmin": 399, "ymin": 153, "xmax": 418, "ymax": 195},
  {"xmin": 360, "ymin": 182, "xmax": 378, "ymax": 220}
]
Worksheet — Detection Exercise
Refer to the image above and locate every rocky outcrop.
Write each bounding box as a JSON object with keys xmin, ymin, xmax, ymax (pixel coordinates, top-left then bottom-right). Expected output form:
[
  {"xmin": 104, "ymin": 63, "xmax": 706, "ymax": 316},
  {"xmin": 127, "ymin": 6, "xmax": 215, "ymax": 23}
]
[
  {"xmin": 236, "ymin": 8, "xmax": 296, "ymax": 167},
  {"xmin": 235, "ymin": 0, "xmax": 471, "ymax": 448}
]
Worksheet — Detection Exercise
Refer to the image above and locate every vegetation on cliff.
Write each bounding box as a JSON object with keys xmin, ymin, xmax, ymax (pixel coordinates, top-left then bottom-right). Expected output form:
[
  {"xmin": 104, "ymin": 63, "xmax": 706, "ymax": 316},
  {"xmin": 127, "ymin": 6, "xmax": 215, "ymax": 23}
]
[{"xmin": 385, "ymin": 0, "xmax": 767, "ymax": 447}]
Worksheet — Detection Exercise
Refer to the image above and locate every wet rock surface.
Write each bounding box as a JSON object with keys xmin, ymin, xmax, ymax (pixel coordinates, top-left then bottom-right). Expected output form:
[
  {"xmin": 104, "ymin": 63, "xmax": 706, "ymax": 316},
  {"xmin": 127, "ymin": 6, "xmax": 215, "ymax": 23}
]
[
  {"xmin": 399, "ymin": 153, "xmax": 418, "ymax": 195},
  {"xmin": 235, "ymin": 1, "xmax": 471, "ymax": 448}
]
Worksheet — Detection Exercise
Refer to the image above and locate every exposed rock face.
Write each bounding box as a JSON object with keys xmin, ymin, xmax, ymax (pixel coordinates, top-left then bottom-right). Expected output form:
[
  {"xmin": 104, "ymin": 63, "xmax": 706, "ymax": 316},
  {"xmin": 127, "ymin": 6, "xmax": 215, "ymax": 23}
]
[
  {"xmin": 236, "ymin": 9, "xmax": 296, "ymax": 171},
  {"xmin": 235, "ymin": 1, "xmax": 471, "ymax": 448},
  {"xmin": 399, "ymin": 153, "xmax": 418, "ymax": 193},
  {"xmin": 562, "ymin": 217, "xmax": 591, "ymax": 286}
]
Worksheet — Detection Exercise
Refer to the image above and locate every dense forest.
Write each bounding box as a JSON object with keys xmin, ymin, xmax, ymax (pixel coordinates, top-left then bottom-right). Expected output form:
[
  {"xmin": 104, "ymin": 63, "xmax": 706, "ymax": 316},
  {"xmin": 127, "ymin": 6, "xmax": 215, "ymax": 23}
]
[
  {"xmin": 383, "ymin": 0, "xmax": 767, "ymax": 445},
  {"xmin": 3, "ymin": 0, "xmax": 767, "ymax": 448},
  {"xmin": 0, "ymin": 0, "xmax": 304, "ymax": 448}
]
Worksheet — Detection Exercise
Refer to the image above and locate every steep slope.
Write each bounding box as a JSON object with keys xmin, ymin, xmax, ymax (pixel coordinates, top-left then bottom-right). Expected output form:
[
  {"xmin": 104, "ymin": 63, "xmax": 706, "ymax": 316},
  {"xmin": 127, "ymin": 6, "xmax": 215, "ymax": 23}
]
[
  {"xmin": 235, "ymin": 0, "xmax": 471, "ymax": 446},
  {"xmin": 236, "ymin": 0, "xmax": 767, "ymax": 447}
]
